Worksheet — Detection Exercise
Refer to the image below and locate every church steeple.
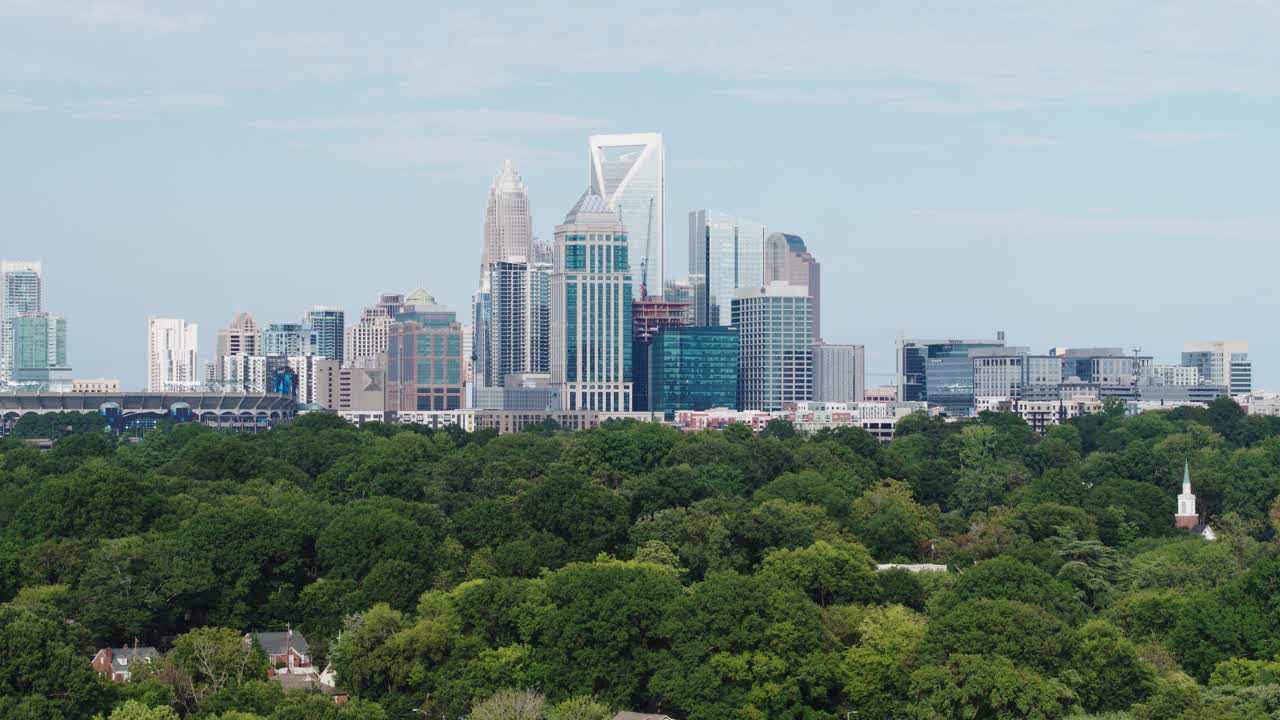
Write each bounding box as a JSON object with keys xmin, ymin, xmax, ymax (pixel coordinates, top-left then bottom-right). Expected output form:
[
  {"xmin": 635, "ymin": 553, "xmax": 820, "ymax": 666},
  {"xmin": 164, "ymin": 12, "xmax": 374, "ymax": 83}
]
[{"xmin": 1176, "ymin": 460, "xmax": 1199, "ymax": 529}]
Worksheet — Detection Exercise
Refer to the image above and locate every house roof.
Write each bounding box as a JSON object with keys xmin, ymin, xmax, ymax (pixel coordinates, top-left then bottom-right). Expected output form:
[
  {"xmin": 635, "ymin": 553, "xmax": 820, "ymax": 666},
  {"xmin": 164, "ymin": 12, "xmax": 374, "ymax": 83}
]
[
  {"xmin": 614, "ymin": 713, "xmax": 677, "ymax": 720},
  {"xmin": 274, "ymin": 673, "xmax": 347, "ymax": 696},
  {"xmin": 104, "ymin": 647, "xmax": 159, "ymax": 672},
  {"xmin": 252, "ymin": 630, "xmax": 310, "ymax": 656}
]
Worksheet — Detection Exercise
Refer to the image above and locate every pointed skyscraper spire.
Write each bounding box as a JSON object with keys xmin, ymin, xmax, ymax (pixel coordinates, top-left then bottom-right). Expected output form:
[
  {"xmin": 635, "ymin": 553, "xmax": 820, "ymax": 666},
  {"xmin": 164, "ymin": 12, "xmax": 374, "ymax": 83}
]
[{"xmin": 481, "ymin": 158, "xmax": 533, "ymax": 286}]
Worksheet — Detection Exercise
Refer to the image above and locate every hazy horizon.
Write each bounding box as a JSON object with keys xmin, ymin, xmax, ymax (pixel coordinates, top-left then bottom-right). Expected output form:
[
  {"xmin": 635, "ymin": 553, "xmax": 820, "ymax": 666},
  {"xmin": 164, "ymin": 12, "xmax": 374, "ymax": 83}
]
[{"xmin": 3, "ymin": 2, "xmax": 1276, "ymax": 390}]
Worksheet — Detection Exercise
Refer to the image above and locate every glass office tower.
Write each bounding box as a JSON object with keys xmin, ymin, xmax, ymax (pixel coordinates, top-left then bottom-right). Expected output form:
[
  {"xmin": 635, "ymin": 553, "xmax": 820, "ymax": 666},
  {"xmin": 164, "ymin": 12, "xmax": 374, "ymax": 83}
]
[
  {"xmin": 733, "ymin": 283, "xmax": 814, "ymax": 412},
  {"xmin": 897, "ymin": 334, "xmax": 1005, "ymax": 416},
  {"xmin": 0, "ymin": 260, "xmax": 42, "ymax": 383},
  {"xmin": 387, "ymin": 294, "xmax": 464, "ymax": 411},
  {"xmin": 551, "ymin": 189, "xmax": 634, "ymax": 412},
  {"xmin": 304, "ymin": 307, "xmax": 345, "ymax": 363},
  {"xmin": 649, "ymin": 325, "xmax": 739, "ymax": 418},
  {"xmin": 13, "ymin": 312, "xmax": 67, "ymax": 382},
  {"xmin": 264, "ymin": 323, "xmax": 317, "ymax": 357},
  {"xmin": 589, "ymin": 133, "xmax": 663, "ymax": 300},
  {"xmin": 688, "ymin": 210, "xmax": 767, "ymax": 326}
]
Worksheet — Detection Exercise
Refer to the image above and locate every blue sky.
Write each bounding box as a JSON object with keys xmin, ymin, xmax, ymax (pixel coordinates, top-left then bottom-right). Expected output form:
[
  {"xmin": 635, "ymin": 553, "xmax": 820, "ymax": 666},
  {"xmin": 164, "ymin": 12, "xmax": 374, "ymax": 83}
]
[{"xmin": 2, "ymin": 1, "xmax": 1277, "ymax": 390}]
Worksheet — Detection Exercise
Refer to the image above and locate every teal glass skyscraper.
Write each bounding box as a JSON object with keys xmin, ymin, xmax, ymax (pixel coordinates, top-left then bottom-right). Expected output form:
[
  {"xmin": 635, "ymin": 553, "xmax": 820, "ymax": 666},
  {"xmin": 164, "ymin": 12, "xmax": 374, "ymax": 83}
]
[
  {"xmin": 13, "ymin": 312, "xmax": 68, "ymax": 383},
  {"xmin": 304, "ymin": 307, "xmax": 345, "ymax": 363},
  {"xmin": 551, "ymin": 189, "xmax": 633, "ymax": 411},
  {"xmin": 649, "ymin": 325, "xmax": 738, "ymax": 418}
]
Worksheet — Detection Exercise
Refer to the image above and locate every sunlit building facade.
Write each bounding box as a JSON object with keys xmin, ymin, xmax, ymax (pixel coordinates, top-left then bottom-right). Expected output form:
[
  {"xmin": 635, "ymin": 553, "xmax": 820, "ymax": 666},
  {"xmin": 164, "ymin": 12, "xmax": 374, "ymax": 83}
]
[
  {"xmin": 551, "ymin": 189, "xmax": 634, "ymax": 412},
  {"xmin": 387, "ymin": 293, "xmax": 465, "ymax": 411},
  {"xmin": 589, "ymin": 133, "xmax": 664, "ymax": 300},
  {"xmin": 689, "ymin": 210, "xmax": 767, "ymax": 326},
  {"xmin": 0, "ymin": 260, "xmax": 42, "ymax": 384},
  {"xmin": 733, "ymin": 283, "xmax": 814, "ymax": 412}
]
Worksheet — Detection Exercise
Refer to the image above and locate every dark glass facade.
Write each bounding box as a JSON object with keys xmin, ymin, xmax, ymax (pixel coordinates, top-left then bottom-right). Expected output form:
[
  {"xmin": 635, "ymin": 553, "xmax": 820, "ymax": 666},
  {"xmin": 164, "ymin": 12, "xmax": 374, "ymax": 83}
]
[
  {"xmin": 924, "ymin": 342, "xmax": 1002, "ymax": 417},
  {"xmin": 649, "ymin": 326, "xmax": 739, "ymax": 418}
]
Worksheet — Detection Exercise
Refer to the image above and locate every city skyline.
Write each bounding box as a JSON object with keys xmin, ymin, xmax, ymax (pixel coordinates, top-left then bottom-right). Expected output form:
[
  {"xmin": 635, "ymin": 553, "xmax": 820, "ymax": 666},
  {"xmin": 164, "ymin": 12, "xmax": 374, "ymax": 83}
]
[{"xmin": 3, "ymin": 2, "xmax": 1277, "ymax": 389}]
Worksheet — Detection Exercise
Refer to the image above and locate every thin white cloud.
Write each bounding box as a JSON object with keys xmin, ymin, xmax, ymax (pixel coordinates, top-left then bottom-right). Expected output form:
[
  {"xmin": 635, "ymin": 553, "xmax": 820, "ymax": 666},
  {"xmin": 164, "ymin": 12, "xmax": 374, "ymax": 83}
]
[
  {"xmin": 75, "ymin": 92, "xmax": 223, "ymax": 119},
  {"xmin": 1133, "ymin": 130, "xmax": 1235, "ymax": 146},
  {"xmin": 994, "ymin": 135, "xmax": 1060, "ymax": 147},
  {"xmin": 2, "ymin": 2, "xmax": 1278, "ymax": 111},
  {"xmin": 717, "ymin": 87, "xmax": 849, "ymax": 104},
  {"xmin": 353, "ymin": 134, "xmax": 559, "ymax": 169},
  {"xmin": 250, "ymin": 109, "xmax": 604, "ymax": 133},
  {"xmin": 78, "ymin": 2, "xmax": 202, "ymax": 33},
  {"xmin": 913, "ymin": 208, "xmax": 1278, "ymax": 241},
  {"xmin": 0, "ymin": 93, "xmax": 37, "ymax": 112}
]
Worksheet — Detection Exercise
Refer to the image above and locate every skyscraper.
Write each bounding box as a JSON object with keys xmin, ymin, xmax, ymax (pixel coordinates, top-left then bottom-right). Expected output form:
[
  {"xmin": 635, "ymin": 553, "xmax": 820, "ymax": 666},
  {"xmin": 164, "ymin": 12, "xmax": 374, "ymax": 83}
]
[
  {"xmin": 345, "ymin": 293, "xmax": 405, "ymax": 369},
  {"xmin": 305, "ymin": 307, "xmax": 345, "ymax": 362},
  {"xmin": 1183, "ymin": 340, "xmax": 1251, "ymax": 394},
  {"xmin": 551, "ymin": 189, "xmax": 634, "ymax": 411},
  {"xmin": 264, "ymin": 323, "xmax": 317, "ymax": 357},
  {"xmin": 631, "ymin": 298, "xmax": 691, "ymax": 412},
  {"xmin": 589, "ymin": 133, "xmax": 664, "ymax": 300},
  {"xmin": 488, "ymin": 259, "xmax": 551, "ymax": 384},
  {"xmin": 649, "ymin": 325, "xmax": 739, "ymax": 418},
  {"xmin": 814, "ymin": 344, "xmax": 866, "ymax": 403},
  {"xmin": 147, "ymin": 317, "xmax": 199, "ymax": 392},
  {"xmin": 733, "ymin": 283, "xmax": 814, "ymax": 411},
  {"xmin": 214, "ymin": 312, "xmax": 261, "ymax": 382},
  {"xmin": 689, "ymin": 210, "xmax": 767, "ymax": 326},
  {"xmin": 387, "ymin": 292, "xmax": 465, "ymax": 411},
  {"xmin": 765, "ymin": 233, "xmax": 821, "ymax": 342},
  {"xmin": 895, "ymin": 334, "xmax": 1005, "ymax": 417},
  {"xmin": 470, "ymin": 289, "xmax": 492, "ymax": 388},
  {"xmin": 0, "ymin": 260, "xmax": 42, "ymax": 384},
  {"xmin": 481, "ymin": 159, "xmax": 534, "ymax": 289},
  {"xmin": 13, "ymin": 312, "xmax": 68, "ymax": 385}
]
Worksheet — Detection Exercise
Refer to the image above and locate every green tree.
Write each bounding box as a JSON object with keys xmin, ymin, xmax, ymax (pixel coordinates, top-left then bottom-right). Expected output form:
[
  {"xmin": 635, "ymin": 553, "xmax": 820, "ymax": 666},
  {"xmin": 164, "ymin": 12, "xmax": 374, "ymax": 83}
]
[
  {"xmin": 922, "ymin": 599, "xmax": 1076, "ymax": 673},
  {"xmin": 907, "ymin": 654, "xmax": 1075, "ymax": 720},
  {"xmin": 469, "ymin": 688, "xmax": 546, "ymax": 720},
  {"xmin": 759, "ymin": 540, "xmax": 879, "ymax": 606},
  {"xmin": 535, "ymin": 560, "xmax": 682, "ymax": 707},
  {"xmin": 546, "ymin": 695, "xmax": 612, "ymax": 720},
  {"xmin": 164, "ymin": 627, "xmax": 268, "ymax": 714},
  {"xmin": 840, "ymin": 604, "xmax": 928, "ymax": 718},
  {"xmin": 95, "ymin": 701, "xmax": 180, "ymax": 720},
  {"xmin": 1067, "ymin": 620, "xmax": 1154, "ymax": 713},
  {"xmin": 0, "ymin": 604, "xmax": 111, "ymax": 720}
]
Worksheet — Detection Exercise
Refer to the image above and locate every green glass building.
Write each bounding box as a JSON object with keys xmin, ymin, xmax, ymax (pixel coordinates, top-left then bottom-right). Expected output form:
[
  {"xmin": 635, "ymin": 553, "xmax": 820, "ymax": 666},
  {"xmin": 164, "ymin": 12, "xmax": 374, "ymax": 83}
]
[
  {"xmin": 13, "ymin": 312, "xmax": 66, "ymax": 382},
  {"xmin": 649, "ymin": 325, "xmax": 739, "ymax": 419}
]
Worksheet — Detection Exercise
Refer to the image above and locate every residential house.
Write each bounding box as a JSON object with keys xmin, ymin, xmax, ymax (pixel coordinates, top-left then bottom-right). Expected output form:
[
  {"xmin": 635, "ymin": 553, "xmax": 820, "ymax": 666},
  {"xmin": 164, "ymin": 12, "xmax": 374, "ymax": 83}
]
[
  {"xmin": 614, "ymin": 714, "xmax": 678, "ymax": 720},
  {"xmin": 91, "ymin": 645, "xmax": 160, "ymax": 683},
  {"xmin": 274, "ymin": 667, "xmax": 350, "ymax": 704},
  {"xmin": 247, "ymin": 628, "xmax": 311, "ymax": 675}
]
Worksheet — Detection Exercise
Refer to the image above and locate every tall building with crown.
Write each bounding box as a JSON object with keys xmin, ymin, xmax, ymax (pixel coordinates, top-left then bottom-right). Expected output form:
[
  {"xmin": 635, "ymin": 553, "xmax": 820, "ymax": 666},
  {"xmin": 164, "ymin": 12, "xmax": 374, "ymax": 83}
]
[
  {"xmin": 481, "ymin": 159, "xmax": 534, "ymax": 289},
  {"xmin": 551, "ymin": 189, "xmax": 633, "ymax": 411}
]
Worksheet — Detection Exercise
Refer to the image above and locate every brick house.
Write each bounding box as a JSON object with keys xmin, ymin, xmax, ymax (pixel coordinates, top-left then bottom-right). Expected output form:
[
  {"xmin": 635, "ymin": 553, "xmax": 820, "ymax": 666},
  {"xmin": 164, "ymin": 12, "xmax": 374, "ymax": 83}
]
[
  {"xmin": 246, "ymin": 628, "xmax": 311, "ymax": 675},
  {"xmin": 91, "ymin": 646, "xmax": 160, "ymax": 683}
]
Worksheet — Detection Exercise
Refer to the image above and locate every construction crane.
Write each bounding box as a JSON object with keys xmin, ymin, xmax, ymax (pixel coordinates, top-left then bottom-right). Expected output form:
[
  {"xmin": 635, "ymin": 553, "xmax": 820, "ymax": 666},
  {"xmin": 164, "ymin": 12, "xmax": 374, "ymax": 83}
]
[{"xmin": 639, "ymin": 197, "xmax": 654, "ymax": 300}]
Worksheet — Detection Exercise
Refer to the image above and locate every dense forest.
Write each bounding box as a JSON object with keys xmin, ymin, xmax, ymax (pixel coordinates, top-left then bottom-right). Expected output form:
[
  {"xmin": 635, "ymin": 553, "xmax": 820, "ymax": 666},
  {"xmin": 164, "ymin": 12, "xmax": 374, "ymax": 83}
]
[{"xmin": 5, "ymin": 399, "xmax": 1280, "ymax": 719}]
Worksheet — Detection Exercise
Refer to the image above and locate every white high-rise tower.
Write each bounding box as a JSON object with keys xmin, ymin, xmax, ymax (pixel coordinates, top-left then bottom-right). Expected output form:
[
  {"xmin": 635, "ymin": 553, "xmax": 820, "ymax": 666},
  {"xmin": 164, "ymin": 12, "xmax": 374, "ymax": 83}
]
[
  {"xmin": 589, "ymin": 133, "xmax": 664, "ymax": 300},
  {"xmin": 481, "ymin": 158, "xmax": 534, "ymax": 290},
  {"xmin": 147, "ymin": 317, "xmax": 199, "ymax": 392},
  {"xmin": 1, "ymin": 260, "xmax": 43, "ymax": 384}
]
